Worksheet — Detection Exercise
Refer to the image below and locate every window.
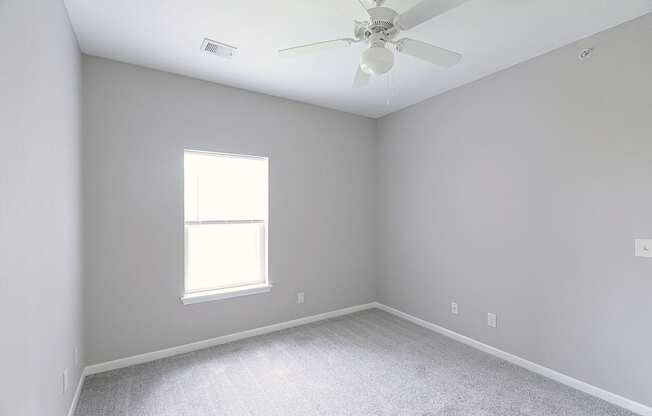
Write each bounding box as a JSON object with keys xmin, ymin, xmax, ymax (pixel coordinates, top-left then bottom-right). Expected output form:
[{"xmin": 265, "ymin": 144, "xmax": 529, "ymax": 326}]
[{"xmin": 181, "ymin": 150, "xmax": 269, "ymax": 304}]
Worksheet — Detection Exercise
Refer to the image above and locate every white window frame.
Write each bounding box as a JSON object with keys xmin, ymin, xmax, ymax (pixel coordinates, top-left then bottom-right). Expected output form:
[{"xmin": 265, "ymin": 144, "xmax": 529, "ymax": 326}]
[{"xmin": 180, "ymin": 150, "xmax": 270, "ymax": 305}]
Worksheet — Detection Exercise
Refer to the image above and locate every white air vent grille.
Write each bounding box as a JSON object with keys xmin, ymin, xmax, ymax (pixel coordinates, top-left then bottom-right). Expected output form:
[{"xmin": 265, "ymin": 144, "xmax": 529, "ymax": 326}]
[{"xmin": 201, "ymin": 38, "xmax": 237, "ymax": 59}]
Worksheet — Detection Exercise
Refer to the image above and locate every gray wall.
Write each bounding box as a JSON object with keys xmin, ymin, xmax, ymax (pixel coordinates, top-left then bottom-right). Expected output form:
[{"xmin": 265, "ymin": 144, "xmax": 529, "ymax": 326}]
[
  {"xmin": 0, "ymin": 0, "xmax": 83, "ymax": 415},
  {"xmin": 12, "ymin": 4, "xmax": 645, "ymax": 409},
  {"xmin": 377, "ymin": 13, "xmax": 652, "ymax": 406},
  {"xmin": 82, "ymin": 56, "xmax": 378, "ymax": 365}
]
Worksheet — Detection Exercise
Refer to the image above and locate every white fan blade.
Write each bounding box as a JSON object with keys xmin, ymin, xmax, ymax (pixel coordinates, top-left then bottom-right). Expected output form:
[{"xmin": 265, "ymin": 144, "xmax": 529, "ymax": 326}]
[
  {"xmin": 279, "ymin": 38, "xmax": 356, "ymax": 58},
  {"xmin": 395, "ymin": 0, "xmax": 469, "ymax": 30},
  {"xmin": 396, "ymin": 38, "xmax": 461, "ymax": 67},
  {"xmin": 334, "ymin": 0, "xmax": 372, "ymax": 19},
  {"xmin": 357, "ymin": 0, "xmax": 373, "ymax": 12},
  {"xmin": 353, "ymin": 65, "xmax": 371, "ymax": 88}
]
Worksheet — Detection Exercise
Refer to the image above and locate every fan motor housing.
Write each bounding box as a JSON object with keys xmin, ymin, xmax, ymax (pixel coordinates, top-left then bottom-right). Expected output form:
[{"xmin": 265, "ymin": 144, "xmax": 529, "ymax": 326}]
[{"xmin": 361, "ymin": 7, "xmax": 399, "ymax": 41}]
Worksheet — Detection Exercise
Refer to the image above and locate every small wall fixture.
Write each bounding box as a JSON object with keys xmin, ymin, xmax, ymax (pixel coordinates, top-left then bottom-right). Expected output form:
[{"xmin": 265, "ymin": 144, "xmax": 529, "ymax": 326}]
[{"xmin": 578, "ymin": 48, "xmax": 594, "ymax": 61}]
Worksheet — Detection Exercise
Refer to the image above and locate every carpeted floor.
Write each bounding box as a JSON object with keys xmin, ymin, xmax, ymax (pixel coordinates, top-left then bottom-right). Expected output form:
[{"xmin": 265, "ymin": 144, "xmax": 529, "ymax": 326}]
[{"xmin": 75, "ymin": 309, "xmax": 634, "ymax": 416}]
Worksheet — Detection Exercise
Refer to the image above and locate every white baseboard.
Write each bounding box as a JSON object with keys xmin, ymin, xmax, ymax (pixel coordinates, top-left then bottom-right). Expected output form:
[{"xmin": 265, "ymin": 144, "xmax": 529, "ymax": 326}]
[
  {"xmin": 66, "ymin": 368, "xmax": 87, "ymax": 416},
  {"xmin": 373, "ymin": 302, "xmax": 652, "ymax": 416},
  {"xmin": 84, "ymin": 302, "xmax": 376, "ymax": 376}
]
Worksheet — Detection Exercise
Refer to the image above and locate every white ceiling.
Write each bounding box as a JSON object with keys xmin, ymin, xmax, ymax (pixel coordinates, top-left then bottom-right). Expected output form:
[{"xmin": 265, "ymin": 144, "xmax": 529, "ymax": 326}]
[{"xmin": 64, "ymin": 0, "xmax": 652, "ymax": 118}]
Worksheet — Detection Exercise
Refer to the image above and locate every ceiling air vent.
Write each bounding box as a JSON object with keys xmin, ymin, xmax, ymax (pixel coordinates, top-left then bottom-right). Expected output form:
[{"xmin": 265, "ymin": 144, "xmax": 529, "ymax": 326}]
[{"xmin": 201, "ymin": 38, "xmax": 237, "ymax": 59}]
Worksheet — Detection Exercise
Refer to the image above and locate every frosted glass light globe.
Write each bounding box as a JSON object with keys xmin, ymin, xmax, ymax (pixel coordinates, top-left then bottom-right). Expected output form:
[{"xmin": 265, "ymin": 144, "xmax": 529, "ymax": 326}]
[{"xmin": 360, "ymin": 46, "xmax": 394, "ymax": 75}]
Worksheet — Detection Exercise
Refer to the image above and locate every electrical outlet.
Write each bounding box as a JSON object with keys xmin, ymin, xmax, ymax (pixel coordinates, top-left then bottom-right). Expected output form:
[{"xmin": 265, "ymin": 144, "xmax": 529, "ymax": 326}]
[
  {"xmin": 487, "ymin": 313, "xmax": 497, "ymax": 328},
  {"xmin": 297, "ymin": 292, "xmax": 305, "ymax": 304},
  {"xmin": 74, "ymin": 347, "xmax": 79, "ymax": 367},
  {"xmin": 451, "ymin": 302, "xmax": 459, "ymax": 315},
  {"xmin": 62, "ymin": 369, "xmax": 69, "ymax": 394}
]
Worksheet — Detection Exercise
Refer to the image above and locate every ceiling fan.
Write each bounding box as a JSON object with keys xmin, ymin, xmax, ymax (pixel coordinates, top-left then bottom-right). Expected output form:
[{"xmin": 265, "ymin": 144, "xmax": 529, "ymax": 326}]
[{"xmin": 279, "ymin": 0, "xmax": 468, "ymax": 88}]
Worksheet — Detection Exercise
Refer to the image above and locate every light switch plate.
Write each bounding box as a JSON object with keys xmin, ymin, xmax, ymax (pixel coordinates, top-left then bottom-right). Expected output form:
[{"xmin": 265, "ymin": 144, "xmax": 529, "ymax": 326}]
[{"xmin": 635, "ymin": 239, "xmax": 652, "ymax": 258}]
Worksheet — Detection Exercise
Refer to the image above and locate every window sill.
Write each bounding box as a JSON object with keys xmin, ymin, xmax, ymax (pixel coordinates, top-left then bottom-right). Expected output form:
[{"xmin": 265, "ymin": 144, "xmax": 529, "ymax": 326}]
[{"xmin": 180, "ymin": 283, "xmax": 272, "ymax": 305}]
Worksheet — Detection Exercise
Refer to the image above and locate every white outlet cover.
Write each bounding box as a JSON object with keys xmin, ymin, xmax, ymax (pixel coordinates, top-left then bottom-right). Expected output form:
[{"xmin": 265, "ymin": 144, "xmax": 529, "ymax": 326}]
[
  {"xmin": 487, "ymin": 313, "xmax": 497, "ymax": 328},
  {"xmin": 635, "ymin": 239, "xmax": 652, "ymax": 258},
  {"xmin": 451, "ymin": 302, "xmax": 459, "ymax": 315},
  {"xmin": 74, "ymin": 347, "xmax": 79, "ymax": 366},
  {"xmin": 297, "ymin": 292, "xmax": 305, "ymax": 304}
]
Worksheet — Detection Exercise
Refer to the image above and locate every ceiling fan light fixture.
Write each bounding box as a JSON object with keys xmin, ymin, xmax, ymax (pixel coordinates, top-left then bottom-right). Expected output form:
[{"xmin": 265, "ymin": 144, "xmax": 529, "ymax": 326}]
[
  {"xmin": 360, "ymin": 46, "xmax": 394, "ymax": 75},
  {"xmin": 279, "ymin": 0, "xmax": 468, "ymax": 87}
]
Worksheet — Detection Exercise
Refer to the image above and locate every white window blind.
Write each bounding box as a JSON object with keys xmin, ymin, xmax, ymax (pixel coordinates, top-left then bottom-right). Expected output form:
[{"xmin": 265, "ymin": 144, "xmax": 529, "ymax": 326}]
[{"xmin": 184, "ymin": 151, "xmax": 268, "ymax": 295}]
